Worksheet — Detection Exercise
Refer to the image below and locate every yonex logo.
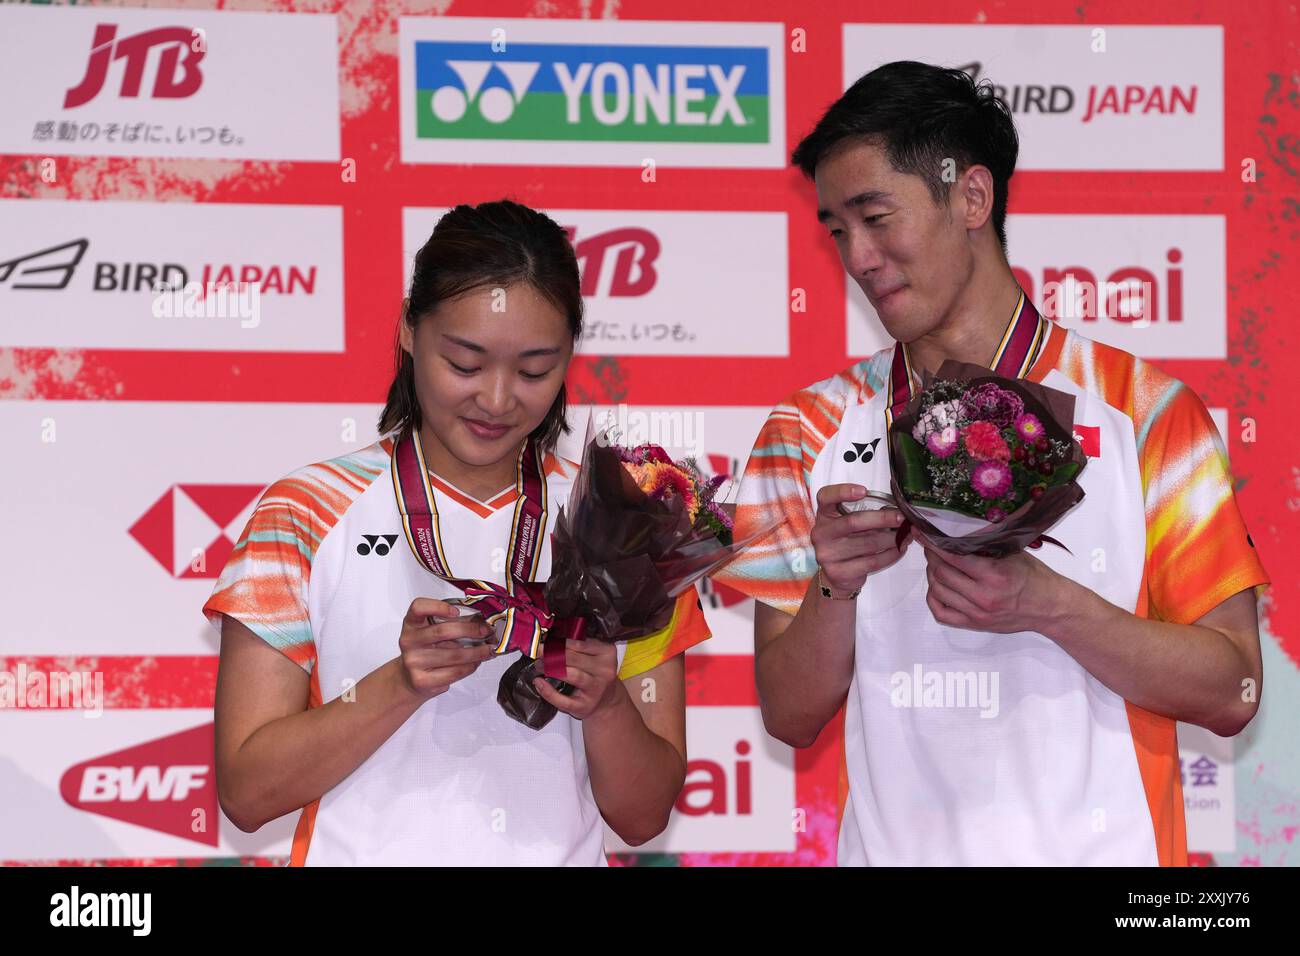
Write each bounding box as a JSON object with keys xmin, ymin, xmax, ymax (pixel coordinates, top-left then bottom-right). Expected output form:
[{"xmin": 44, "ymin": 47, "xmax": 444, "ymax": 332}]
[
  {"xmin": 843, "ymin": 438, "xmax": 882, "ymax": 464},
  {"xmin": 414, "ymin": 42, "xmax": 770, "ymax": 144},
  {"xmin": 358, "ymin": 533, "xmax": 399, "ymax": 556},
  {"xmin": 430, "ymin": 60, "xmax": 540, "ymax": 124}
]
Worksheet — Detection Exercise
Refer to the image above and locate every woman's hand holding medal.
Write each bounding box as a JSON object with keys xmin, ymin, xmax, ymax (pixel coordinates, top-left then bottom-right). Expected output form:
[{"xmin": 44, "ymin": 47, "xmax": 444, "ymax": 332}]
[{"xmin": 397, "ymin": 597, "xmax": 497, "ymax": 701}]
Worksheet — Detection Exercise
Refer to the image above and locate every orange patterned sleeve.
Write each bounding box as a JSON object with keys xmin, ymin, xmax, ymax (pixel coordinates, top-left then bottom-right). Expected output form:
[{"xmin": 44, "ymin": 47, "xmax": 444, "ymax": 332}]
[
  {"xmin": 710, "ymin": 399, "xmax": 822, "ymax": 617},
  {"xmin": 1138, "ymin": 382, "xmax": 1269, "ymax": 625},
  {"xmin": 202, "ymin": 477, "xmax": 318, "ymax": 673}
]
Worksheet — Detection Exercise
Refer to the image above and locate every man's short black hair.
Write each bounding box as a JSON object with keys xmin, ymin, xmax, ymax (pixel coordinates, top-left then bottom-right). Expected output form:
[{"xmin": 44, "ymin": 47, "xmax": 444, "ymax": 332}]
[{"xmin": 791, "ymin": 60, "xmax": 1020, "ymax": 254}]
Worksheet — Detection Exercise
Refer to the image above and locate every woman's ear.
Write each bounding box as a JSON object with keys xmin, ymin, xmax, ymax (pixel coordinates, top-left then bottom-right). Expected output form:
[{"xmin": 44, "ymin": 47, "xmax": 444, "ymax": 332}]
[{"xmin": 398, "ymin": 301, "xmax": 414, "ymax": 356}]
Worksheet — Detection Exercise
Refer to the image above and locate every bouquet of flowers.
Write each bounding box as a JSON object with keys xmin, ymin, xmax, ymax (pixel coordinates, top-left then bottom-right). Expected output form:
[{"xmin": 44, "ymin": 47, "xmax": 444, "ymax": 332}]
[
  {"xmin": 498, "ymin": 423, "xmax": 766, "ymax": 728},
  {"xmin": 883, "ymin": 360, "xmax": 1088, "ymax": 557}
]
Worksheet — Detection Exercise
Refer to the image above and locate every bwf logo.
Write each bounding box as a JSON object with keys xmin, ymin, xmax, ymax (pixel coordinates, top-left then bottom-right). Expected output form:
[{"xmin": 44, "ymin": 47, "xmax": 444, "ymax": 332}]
[
  {"xmin": 60, "ymin": 723, "xmax": 220, "ymax": 847},
  {"xmin": 65, "ymin": 23, "xmax": 205, "ymax": 109}
]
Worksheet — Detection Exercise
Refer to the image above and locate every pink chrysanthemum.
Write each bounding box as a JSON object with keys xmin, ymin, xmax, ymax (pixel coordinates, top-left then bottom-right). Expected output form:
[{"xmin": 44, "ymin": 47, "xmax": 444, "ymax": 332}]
[
  {"xmin": 926, "ymin": 425, "xmax": 960, "ymax": 458},
  {"xmin": 962, "ymin": 420, "xmax": 1010, "ymax": 461},
  {"xmin": 1014, "ymin": 413, "xmax": 1044, "ymax": 443},
  {"xmin": 971, "ymin": 460, "xmax": 1012, "ymax": 499}
]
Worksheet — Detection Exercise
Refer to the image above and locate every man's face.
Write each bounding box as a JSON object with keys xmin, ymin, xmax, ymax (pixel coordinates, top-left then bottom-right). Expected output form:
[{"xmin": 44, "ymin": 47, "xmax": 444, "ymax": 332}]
[
  {"xmin": 815, "ymin": 138, "xmax": 974, "ymax": 344},
  {"xmin": 399, "ymin": 282, "xmax": 572, "ymax": 470}
]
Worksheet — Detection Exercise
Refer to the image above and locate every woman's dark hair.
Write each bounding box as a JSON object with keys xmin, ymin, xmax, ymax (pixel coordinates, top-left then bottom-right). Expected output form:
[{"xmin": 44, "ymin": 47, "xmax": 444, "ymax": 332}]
[
  {"xmin": 791, "ymin": 61, "xmax": 1019, "ymax": 253},
  {"xmin": 378, "ymin": 199, "xmax": 583, "ymax": 452}
]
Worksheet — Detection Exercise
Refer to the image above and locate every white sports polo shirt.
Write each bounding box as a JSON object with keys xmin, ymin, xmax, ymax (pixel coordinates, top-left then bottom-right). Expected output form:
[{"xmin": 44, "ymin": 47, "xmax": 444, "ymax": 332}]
[
  {"xmin": 204, "ymin": 434, "xmax": 710, "ymax": 866},
  {"xmin": 714, "ymin": 294, "xmax": 1268, "ymax": 866}
]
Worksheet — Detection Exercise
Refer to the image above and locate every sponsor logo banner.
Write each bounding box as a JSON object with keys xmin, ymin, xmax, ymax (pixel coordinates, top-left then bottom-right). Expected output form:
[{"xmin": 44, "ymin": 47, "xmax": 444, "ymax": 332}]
[
  {"xmin": 404, "ymin": 207, "xmax": 789, "ymax": 357},
  {"xmin": 0, "ymin": 199, "xmax": 344, "ymax": 352},
  {"xmin": 0, "ymin": 401, "xmax": 381, "ymax": 658},
  {"xmin": 400, "ymin": 17, "xmax": 785, "ymax": 168},
  {"xmin": 0, "ymin": 5, "xmax": 339, "ymax": 161},
  {"xmin": 0, "ymin": 710, "xmax": 293, "ymax": 859},
  {"xmin": 849, "ymin": 215, "xmax": 1226, "ymax": 360},
  {"xmin": 843, "ymin": 24, "xmax": 1222, "ymax": 170},
  {"xmin": 605, "ymin": 706, "xmax": 796, "ymax": 853}
]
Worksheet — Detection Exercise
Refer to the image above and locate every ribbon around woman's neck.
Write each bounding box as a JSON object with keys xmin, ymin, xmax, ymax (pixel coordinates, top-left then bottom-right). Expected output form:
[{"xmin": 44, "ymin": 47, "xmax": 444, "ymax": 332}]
[{"xmin": 391, "ymin": 428, "xmax": 560, "ymax": 661}]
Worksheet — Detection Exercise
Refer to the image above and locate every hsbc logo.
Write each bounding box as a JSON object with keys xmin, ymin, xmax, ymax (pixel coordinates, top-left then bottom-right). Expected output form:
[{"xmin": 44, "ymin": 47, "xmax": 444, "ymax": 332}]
[
  {"xmin": 60, "ymin": 723, "xmax": 219, "ymax": 847},
  {"xmin": 129, "ymin": 483, "xmax": 264, "ymax": 578},
  {"xmin": 65, "ymin": 23, "xmax": 206, "ymax": 109}
]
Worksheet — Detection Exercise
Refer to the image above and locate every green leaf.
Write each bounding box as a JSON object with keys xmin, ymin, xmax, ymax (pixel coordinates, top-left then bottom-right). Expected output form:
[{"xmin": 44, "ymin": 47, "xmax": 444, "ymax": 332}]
[
  {"xmin": 895, "ymin": 433, "xmax": 929, "ymax": 495},
  {"xmin": 1053, "ymin": 461, "xmax": 1081, "ymax": 485}
]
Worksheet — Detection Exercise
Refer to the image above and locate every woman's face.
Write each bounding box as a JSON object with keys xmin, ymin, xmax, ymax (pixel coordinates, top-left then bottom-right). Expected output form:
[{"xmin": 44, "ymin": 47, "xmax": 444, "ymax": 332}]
[{"xmin": 400, "ymin": 282, "xmax": 573, "ymax": 470}]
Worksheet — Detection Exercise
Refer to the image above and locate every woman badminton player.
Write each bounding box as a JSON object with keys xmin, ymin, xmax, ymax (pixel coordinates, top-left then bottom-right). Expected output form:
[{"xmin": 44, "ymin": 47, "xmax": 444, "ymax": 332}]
[{"xmin": 203, "ymin": 200, "xmax": 711, "ymax": 865}]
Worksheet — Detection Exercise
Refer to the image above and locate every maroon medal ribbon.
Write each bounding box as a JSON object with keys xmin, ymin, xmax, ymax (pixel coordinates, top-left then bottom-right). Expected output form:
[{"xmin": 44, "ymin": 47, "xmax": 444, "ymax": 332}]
[{"xmin": 391, "ymin": 429, "xmax": 577, "ymax": 672}]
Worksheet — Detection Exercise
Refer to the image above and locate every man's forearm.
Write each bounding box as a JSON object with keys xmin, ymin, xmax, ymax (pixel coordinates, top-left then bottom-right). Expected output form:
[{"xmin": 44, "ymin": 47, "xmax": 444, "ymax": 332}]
[
  {"xmin": 755, "ymin": 579, "xmax": 858, "ymax": 748},
  {"xmin": 1038, "ymin": 581, "xmax": 1259, "ymax": 735}
]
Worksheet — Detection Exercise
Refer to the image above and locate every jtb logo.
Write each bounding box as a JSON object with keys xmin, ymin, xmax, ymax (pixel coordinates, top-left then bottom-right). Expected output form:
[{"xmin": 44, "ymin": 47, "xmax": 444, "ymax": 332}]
[
  {"xmin": 414, "ymin": 41, "xmax": 769, "ymax": 143},
  {"xmin": 565, "ymin": 227, "xmax": 660, "ymax": 298},
  {"xmin": 65, "ymin": 23, "xmax": 205, "ymax": 109}
]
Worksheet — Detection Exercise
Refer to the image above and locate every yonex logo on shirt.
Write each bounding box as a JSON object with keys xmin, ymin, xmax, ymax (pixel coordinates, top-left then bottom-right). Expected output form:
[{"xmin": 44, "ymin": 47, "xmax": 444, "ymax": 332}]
[
  {"xmin": 356, "ymin": 534, "xmax": 398, "ymax": 556},
  {"xmin": 842, "ymin": 438, "xmax": 882, "ymax": 463}
]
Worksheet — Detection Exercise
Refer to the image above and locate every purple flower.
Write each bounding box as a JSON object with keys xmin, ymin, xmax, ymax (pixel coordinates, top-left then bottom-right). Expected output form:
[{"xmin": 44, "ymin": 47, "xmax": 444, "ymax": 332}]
[
  {"xmin": 962, "ymin": 383, "xmax": 1025, "ymax": 427},
  {"xmin": 985, "ymin": 506, "xmax": 1006, "ymax": 522},
  {"xmin": 926, "ymin": 425, "xmax": 960, "ymax": 458},
  {"xmin": 971, "ymin": 460, "xmax": 1012, "ymax": 499},
  {"xmin": 705, "ymin": 499, "xmax": 733, "ymax": 530},
  {"xmin": 1014, "ymin": 413, "xmax": 1044, "ymax": 442}
]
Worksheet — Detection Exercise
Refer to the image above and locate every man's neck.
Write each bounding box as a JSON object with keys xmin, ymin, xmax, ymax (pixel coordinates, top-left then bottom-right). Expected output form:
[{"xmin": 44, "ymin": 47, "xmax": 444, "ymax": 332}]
[
  {"xmin": 905, "ymin": 269, "xmax": 1024, "ymax": 383},
  {"xmin": 417, "ymin": 423, "xmax": 522, "ymax": 502}
]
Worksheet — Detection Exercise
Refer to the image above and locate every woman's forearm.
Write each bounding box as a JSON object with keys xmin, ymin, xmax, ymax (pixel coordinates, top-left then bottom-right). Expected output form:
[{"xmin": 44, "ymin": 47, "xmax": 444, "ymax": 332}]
[
  {"xmin": 582, "ymin": 686, "xmax": 685, "ymax": 846},
  {"xmin": 219, "ymin": 657, "xmax": 424, "ymax": 831}
]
